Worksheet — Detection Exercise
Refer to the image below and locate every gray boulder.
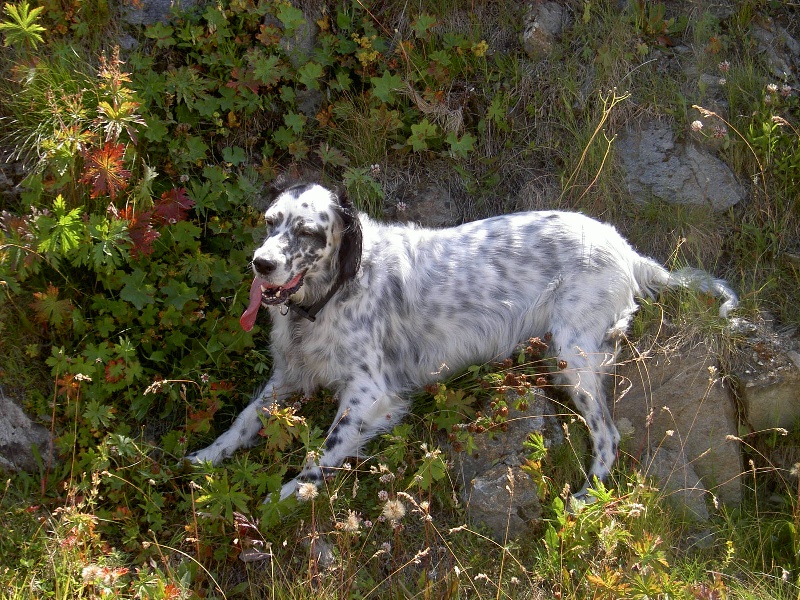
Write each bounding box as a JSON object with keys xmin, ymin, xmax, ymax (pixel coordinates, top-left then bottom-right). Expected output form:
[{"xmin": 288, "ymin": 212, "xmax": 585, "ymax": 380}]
[
  {"xmin": 616, "ymin": 121, "xmax": 746, "ymax": 211},
  {"xmin": 453, "ymin": 388, "xmax": 561, "ymax": 541},
  {"xmin": 613, "ymin": 342, "xmax": 742, "ymax": 515},
  {"xmin": 0, "ymin": 387, "xmax": 53, "ymax": 473},
  {"xmin": 731, "ymin": 316, "xmax": 800, "ymax": 432}
]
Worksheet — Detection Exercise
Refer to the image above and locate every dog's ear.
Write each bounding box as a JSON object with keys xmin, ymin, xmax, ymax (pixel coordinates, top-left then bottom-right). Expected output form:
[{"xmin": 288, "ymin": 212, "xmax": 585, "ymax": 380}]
[{"xmin": 334, "ymin": 189, "xmax": 362, "ymax": 282}]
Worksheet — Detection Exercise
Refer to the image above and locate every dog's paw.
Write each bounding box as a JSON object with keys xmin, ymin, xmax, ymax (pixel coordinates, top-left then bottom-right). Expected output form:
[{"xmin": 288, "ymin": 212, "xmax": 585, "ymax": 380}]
[
  {"xmin": 261, "ymin": 478, "xmax": 320, "ymax": 504},
  {"xmin": 185, "ymin": 445, "xmax": 224, "ymax": 466}
]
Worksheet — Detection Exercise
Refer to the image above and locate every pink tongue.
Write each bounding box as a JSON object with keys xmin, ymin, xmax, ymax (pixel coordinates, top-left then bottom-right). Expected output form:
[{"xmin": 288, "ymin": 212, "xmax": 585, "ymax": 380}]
[{"xmin": 240, "ymin": 277, "xmax": 267, "ymax": 332}]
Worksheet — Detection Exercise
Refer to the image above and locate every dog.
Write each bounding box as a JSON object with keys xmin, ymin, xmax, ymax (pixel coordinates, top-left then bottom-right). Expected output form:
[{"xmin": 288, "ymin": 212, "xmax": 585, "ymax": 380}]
[{"xmin": 188, "ymin": 181, "xmax": 737, "ymax": 501}]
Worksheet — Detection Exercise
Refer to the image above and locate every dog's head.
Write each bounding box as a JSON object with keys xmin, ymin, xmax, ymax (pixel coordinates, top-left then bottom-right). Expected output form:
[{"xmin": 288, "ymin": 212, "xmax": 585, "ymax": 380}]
[{"xmin": 240, "ymin": 182, "xmax": 362, "ymax": 329}]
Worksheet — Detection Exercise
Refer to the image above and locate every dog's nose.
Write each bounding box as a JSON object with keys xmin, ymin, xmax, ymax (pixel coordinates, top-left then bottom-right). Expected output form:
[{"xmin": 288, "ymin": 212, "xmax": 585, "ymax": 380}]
[{"xmin": 253, "ymin": 257, "xmax": 277, "ymax": 277}]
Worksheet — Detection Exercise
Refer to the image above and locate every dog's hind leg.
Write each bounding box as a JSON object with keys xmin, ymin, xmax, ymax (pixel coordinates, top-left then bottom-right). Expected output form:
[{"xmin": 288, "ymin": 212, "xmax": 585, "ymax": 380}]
[{"xmin": 551, "ymin": 334, "xmax": 620, "ymax": 501}]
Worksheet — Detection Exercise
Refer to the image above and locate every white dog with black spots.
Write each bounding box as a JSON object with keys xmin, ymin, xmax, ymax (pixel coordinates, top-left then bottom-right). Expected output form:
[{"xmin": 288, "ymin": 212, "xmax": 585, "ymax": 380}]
[{"xmin": 189, "ymin": 180, "xmax": 737, "ymax": 502}]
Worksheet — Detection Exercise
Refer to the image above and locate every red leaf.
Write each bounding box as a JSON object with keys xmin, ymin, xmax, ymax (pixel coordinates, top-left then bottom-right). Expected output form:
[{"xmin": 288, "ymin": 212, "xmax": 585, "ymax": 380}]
[
  {"xmin": 119, "ymin": 206, "xmax": 160, "ymax": 258},
  {"xmin": 225, "ymin": 67, "xmax": 260, "ymax": 94},
  {"xmin": 105, "ymin": 358, "xmax": 126, "ymax": 383},
  {"xmin": 80, "ymin": 142, "xmax": 131, "ymax": 199},
  {"xmin": 154, "ymin": 188, "xmax": 195, "ymax": 225}
]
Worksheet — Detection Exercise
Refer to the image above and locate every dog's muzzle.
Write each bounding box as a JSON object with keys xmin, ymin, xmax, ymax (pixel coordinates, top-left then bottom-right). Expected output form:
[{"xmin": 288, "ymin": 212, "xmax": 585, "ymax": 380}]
[{"xmin": 240, "ymin": 272, "xmax": 305, "ymax": 331}]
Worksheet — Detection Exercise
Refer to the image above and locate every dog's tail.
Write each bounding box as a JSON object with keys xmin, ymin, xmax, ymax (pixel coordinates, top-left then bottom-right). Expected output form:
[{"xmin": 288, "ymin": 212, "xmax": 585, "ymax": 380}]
[{"xmin": 634, "ymin": 260, "xmax": 738, "ymax": 318}]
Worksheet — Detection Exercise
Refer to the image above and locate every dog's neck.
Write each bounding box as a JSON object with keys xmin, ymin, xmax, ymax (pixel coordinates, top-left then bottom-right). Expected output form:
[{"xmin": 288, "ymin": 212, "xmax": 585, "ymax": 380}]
[{"xmin": 287, "ymin": 273, "xmax": 347, "ymax": 322}]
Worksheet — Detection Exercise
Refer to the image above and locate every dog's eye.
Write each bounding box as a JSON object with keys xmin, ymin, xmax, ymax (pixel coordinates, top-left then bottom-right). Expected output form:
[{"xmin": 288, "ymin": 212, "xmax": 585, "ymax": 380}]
[{"xmin": 299, "ymin": 227, "xmax": 325, "ymax": 240}]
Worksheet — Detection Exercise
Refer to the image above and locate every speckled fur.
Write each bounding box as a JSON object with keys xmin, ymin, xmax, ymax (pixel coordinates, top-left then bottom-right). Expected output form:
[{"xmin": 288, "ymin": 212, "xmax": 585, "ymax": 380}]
[{"xmin": 189, "ymin": 183, "xmax": 737, "ymax": 500}]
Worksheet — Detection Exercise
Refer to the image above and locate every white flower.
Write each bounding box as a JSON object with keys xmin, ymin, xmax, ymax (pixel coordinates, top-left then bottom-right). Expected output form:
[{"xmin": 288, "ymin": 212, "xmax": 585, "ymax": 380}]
[
  {"xmin": 82, "ymin": 565, "xmax": 103, "ymax": 583},
  {"xmin": 690, "ymin": 120, "xmax": 703, "ymax": 132},
  {"xmin": 296, "ymin": 482, "xmax": 318, "ymax": 502},
  {"xmin": 381, "ymin": 499, "xmax": 406, "ymax": 523},
  {"xmin": 339, "ymin": 510, "xmax": 360, "ymax": 533}
]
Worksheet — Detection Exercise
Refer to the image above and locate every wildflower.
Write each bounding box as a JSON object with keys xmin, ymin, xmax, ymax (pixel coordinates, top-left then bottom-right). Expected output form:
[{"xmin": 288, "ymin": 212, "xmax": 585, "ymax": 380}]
[
  {"xmin": 718, "ymin": 77, "xmax": 726, "ymax": 85},
  {"xmin": 296, "ymin": 482, "xmax": 318, "ymax": 502},
  {"xmin": 790, "ymin": 463, "xmax": 800, "ymax": 478},
  {"xmin": 338, "ymin": 510, "xmax": 360, "ymax": 533},
  {"xmin": 396, "ymin": 201, "xmax": 408, "ymax": 213},
  {"xmin": 472, "ymin": 40, "xmax": 489, "ymax": 57},
  {"xmin": 82, "ymin": 564, "xmax": 103, "ymax": 583},
  {"xmin": 74, "ymin": 373, "xmax": 92, "ymax": 382},
  {"xmin": 767, "ymin": 83, "xmax": 779, "ymax": 94},
  {"xmin": 412, "ymin": 547, "xmax": 430, "ymax": 565},
  {"xmin": 781, "ymin": 84, "xmax": 792, "ymax": 97},
  {"xmin": 627, "ymin": 503, "xmax": 646, "ymax": 518},
  {"xmin": 381, "ymin": 498, "xmax": 406, "ymax": 523},
  {"xmin": 474, "ymin": 573, "xmax": 490, "ymax": 582},
  {"xmin": 378, "ymin": 489, "xmax": 388, "ymax": 502},
  {"xmin": 690, "ymin": 120, "xmax": 704, "ymax": 132},
  {"xmin": 200, "ymin": 373, "xmax": 210, "ymax": 384},
  {"xmin": 718, "ymin": 60, "xmax": 730, "ymax": 73}
]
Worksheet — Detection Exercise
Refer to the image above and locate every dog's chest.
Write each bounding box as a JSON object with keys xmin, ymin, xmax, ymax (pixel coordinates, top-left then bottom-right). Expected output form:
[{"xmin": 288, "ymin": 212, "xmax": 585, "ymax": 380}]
[{"xmin": 273, "ymin": 315, "xmax": 357, "ymax": 386}]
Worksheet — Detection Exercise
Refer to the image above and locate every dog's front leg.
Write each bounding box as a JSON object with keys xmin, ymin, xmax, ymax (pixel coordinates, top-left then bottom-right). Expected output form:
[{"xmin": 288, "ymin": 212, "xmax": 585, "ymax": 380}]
[
  {"xmin": 276, "ymin": 384, "xmax": 406, "ymax": 501},
  {"xmin": 187, "ymin": 375, "xmax": 294, "ymax": 466}
]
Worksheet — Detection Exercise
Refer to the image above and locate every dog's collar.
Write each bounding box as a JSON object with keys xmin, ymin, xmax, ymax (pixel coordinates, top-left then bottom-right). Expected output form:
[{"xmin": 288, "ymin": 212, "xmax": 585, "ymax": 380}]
[{"xmin": 286, "ymin": 278, "xmax": 344, "ymax": 322}]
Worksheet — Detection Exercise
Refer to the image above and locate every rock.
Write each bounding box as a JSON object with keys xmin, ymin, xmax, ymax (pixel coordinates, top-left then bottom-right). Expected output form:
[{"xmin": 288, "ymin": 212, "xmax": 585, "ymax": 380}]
[
  {"xmin": 120, "ymin": 0, "xmax": 199, "ymax": 27},
  {"xmin": 616, "ymin": 121, "xmax": 746, "ymax": 211},
  {"xmin": 385, "ymin": 174, "xmax": 460, "ymax": 228},
  {"xmin": 642, "ymin": 447, "xmax": 710, "ymax": 521},
  {"xmin": 751, "ymin": 19, "xmax": 800, "ymax": 81},
  {"xmin": 522, "ymin": 2, "xmax": 569, "ymax": 59},
  {"xmin": 453, "ymin": 388, "xmax": 562, "ymax": 541},
  {"xmin": 0, "ymin": 387, "xmax": 53, "ymax": 473},
  {"xmin": 730, "ymin": 316, "xmax": 800, "ymax": 432},
  {"xmin": 613, "ymin": 342, "xmax": 742, "ymax": 512}
]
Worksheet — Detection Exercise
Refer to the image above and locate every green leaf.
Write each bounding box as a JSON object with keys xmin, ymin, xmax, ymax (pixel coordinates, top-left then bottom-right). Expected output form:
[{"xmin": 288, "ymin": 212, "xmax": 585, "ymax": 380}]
[
  {"xmin": 83, "ymin": 399, "xmax": 116, "ymax": 429},
  {"xmin": 411, "ymin": 13, "xmax": 437, "ymax": 39},
  {"xmin": 120, "ymin": 268, "xmax": 156, "ymax": 310},
  {"xmin": 370, "ymin": 70, "xmax": 403, "ymax": 103},
  {"xmin": 276, "ymin": 3, "xmax": 305, "ymax": 35},
  {"xmin": 0, "ymin": 0, "xmax": 45, "ymax": 49},
  {"xmin": 222, "ymin": 145, "xmax": 246, "ymax": 166},
  {"xmin": 272, "ymin": 126, "xmax": 296, "ymax": 149},
  {"xmin": 297, "ymin": 61, "xmax": 323, "ymax": 90},
  {"xmin": 283, "ymin": 111, "xmax": 306, "ymax": 134},
  {"xmin": 144, "ymin": 21, "xmax": 175, "ymax": 48},
  {"xmin": 488, "ymin": 94, "xmax": 506, "ymax": 124},
  {"xmin": 37, "ymin": 195, "xmax": 84, "ymax": 257},
  {"xmin": 445, "ymin": 131, "xmax": 476, "ymax": 159},
  {"xmin": 407, "ymin": 119, "xmax": 438, "ymax": 152},
  {"xmin": 250, "ymin": 52, "xmax": 282, "ymax": 88},
  {"xmin": 160, "ymin": 279, "xmax": 199, "ymax": 310}
]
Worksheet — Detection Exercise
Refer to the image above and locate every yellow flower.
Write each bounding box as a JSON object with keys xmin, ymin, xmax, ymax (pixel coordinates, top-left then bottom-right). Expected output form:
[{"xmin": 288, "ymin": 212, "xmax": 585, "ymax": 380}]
[{"xmin": 471, "ymin": 40, "xmax": 489, "ymax": 57}]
